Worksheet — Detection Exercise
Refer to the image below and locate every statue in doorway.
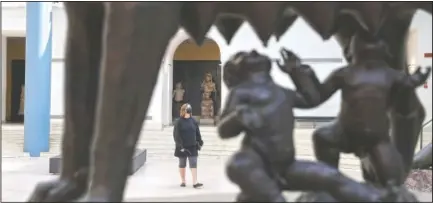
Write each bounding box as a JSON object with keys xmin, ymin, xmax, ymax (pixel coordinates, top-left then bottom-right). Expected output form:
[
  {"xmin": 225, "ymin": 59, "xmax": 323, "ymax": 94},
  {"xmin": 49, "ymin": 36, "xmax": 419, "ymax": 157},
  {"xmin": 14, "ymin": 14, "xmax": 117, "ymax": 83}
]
[
  {"xmin": 201, "ymin": 72, "xmax": 217, "ymax": 119},
  {"xmin": 18, "ymin": 85, "xmax": 25, "ymax": 116},
  {"xmin": 173, "ymin": 82, "xmax": 185, "ymax": 119},
  {"xmin": 201, "ymin": 92, "xmax": 214, "ymax": 119}
]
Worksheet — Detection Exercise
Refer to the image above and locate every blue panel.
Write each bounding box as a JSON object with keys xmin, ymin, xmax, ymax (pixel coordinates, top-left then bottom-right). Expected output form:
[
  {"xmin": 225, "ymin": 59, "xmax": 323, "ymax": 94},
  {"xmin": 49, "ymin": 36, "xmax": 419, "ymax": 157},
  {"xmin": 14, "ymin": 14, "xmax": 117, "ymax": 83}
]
[{"xmin": 24, "ymin": 2, "xmax": 52, "ymax": 157}]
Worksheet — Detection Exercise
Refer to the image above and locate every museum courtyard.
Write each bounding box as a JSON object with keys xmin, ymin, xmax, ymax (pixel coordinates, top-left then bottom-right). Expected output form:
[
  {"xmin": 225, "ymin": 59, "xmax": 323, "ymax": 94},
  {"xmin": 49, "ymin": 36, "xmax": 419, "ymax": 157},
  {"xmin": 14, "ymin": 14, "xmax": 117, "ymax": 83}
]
[{"xmin": 2, "ymin": 119, "xmax": 432, "ymax": 201}]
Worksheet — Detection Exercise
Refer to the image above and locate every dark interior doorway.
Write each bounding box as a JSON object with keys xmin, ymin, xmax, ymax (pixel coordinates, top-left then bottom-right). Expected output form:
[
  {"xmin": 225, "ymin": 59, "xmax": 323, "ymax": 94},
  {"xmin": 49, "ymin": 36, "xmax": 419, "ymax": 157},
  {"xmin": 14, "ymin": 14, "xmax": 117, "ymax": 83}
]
[
  {"xmin": 172, "ymin": 60, "xmax": 221, "ymax": 121},
  {"xmin": 10, "ymin": 59, "xmax": 25, "ymax": 123}
]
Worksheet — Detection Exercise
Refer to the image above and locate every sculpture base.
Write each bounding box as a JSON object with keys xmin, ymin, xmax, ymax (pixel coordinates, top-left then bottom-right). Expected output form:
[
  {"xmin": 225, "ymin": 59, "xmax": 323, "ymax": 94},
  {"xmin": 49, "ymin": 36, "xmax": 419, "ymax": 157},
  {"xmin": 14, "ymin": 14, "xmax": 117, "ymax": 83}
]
[
  {"xmin": 405, "ymin": 169, "xmax": 432, "ymax": 192},
  {"xmin": 49, "ymin": 149, "xmax": 147, "ymax": 175},
  {"xmin": 199, "ymin": 118, "xmax": 215, "ymax": 125}
]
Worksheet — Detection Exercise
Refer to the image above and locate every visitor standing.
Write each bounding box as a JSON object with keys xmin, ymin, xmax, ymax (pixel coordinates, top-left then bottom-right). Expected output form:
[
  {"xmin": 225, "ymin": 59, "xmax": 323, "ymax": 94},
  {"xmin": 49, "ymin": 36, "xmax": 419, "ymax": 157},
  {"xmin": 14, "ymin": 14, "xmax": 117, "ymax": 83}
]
[{"xmin": 173, "ymin": 103, "xmax": 204, "ymax": 188}]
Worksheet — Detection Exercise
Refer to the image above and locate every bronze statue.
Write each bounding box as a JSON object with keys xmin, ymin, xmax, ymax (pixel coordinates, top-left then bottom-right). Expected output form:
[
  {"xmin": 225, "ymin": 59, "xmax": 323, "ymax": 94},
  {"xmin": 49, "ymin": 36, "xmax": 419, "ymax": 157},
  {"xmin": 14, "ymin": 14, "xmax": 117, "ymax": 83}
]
[
  {"xmin": 311, "ymin": 31, "xmax": 431, "ymax": 187},
  {"xmin": 333, "ymin": 4, "xmax": 431, "ymax": 182},
  {"xmin": 27, "ymin": 2, "xmax": 431, "ymax": 202},
  {"xmin": 311, "ymin": 6, "xmax": 432, "ymax": 187},
  {"xmin": 173, "ymin": 82, "xmax": 185, "ymax": 103},
  {"xmin": 173, "ymin": 82, "xmax": 185, "ymax": 119},
  {"xmin": 200, "ymin": 92, "xmax": 214, "ymax": 119},
  {"xmin": 200, "ymin": 73, "xmax": 216, "ymax": 119},
  {"xmin": 218, "ymin": 50, "xmax": 399, "ymax": 202},
  {"xmin": 296, "ymin": 30, "xmax": 429, "ymax": 202},
  {"xmin": 294, "ymin": 32, "xmax": 429, "ymax": 202}
]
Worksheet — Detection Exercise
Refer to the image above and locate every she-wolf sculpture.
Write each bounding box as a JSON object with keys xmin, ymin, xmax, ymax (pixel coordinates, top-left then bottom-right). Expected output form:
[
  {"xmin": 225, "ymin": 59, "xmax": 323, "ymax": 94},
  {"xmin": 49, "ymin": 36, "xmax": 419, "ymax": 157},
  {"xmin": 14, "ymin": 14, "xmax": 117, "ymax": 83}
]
[{"xmin": 26, "ymin": 2, "xmax": 431, "ymax": 202}]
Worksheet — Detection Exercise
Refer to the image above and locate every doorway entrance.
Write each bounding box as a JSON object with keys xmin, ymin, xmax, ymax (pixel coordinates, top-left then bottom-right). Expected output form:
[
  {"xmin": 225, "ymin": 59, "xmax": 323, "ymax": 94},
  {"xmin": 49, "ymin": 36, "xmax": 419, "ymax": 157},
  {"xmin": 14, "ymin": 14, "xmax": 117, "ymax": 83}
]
[
  {"xmin": 172, "ymin": 38, "xmax": 221, "ymax": 125},
  {"xmin": 5, "ymin": 37, "xmax": 26, "ymax": 123}
]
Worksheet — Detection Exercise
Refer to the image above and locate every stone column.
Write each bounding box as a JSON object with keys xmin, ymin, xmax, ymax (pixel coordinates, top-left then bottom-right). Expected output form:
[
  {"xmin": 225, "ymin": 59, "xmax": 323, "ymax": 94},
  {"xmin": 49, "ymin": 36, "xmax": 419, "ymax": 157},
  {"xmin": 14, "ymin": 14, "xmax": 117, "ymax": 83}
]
[{"xmin": 24, "ymin": 2, "xmax": 53, "ymax": 157}]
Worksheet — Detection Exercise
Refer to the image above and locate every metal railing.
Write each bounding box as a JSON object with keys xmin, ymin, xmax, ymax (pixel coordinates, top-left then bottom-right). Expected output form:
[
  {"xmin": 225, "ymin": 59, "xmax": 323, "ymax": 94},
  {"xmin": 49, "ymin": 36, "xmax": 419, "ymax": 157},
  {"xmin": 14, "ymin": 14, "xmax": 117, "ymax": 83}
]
[{"xmin": 420, "ymin": 118, "xmax": 432, "ymax": 150}]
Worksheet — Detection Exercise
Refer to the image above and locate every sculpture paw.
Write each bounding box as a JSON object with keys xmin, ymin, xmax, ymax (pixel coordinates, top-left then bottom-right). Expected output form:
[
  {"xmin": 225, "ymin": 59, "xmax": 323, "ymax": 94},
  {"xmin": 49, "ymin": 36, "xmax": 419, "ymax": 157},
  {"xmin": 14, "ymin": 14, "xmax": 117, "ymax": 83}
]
[{"xmin": 27, "ymin": 178, "xmax": 86, "ymax": 202}]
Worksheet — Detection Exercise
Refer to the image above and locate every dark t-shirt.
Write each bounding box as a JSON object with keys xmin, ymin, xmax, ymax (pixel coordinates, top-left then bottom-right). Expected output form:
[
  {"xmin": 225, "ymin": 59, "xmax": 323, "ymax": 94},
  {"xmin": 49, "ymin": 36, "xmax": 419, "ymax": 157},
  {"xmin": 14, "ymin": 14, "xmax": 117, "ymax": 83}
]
[{"xmin": 173, "ymin": 117, "xmax": 203, "ymax": 157}]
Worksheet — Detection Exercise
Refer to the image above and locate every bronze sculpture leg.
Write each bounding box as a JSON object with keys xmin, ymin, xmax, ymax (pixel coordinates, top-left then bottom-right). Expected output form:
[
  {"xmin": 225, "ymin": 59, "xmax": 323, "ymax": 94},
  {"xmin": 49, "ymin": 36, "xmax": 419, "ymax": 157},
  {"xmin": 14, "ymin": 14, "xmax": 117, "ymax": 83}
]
[
  {"xmin": 312, "ymin": 120, "xmax": 406, "ymax": 186},
  {"xmin": 390, "ymin": 102, "xmax": 426, "ymax": 177},
  {"xmin": 282, "ymin": 160, "xmax": 389, "ymax": 202},
  {"xmin": 28, "ymin": 3, "xmax": 104, "ymax": 202},
  {"xmin": 79, "ymin": 3, "xmax": 181, "ymax": 201},
  {"xmin": 362, "ymin": 140, "xmax": 405, "ymax": 186},
  {"xmin": 226, "ymin": 148, "xmax": 285, "ymax": 202},
  {"xmin": 312, "ymin": 121, "xmax": 342, "ymax": 168}
]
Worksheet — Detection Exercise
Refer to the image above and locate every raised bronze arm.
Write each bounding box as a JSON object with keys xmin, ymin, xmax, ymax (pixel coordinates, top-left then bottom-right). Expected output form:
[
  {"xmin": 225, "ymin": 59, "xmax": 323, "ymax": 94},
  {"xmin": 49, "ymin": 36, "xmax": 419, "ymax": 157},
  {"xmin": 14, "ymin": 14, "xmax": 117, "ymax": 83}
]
[
  {"xmin": 396, "ymin": 66, "xmax": 432, "ymax": 89},
  {"xmin": 295, "ymin": 67, "xmax": 346, "ymax": 109}
]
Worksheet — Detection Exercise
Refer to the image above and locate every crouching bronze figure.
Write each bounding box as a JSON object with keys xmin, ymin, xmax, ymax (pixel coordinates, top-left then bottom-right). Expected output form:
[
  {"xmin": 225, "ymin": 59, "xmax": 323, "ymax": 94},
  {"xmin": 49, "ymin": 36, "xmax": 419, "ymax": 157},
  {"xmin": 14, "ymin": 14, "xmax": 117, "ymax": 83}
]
[
  {"xmin": 218, "ymin": 50, "xmax": 400, "ymax": 202},
  {"xmin": 298, "ymin": 31, "xmax": 430, "ymax": 202}
]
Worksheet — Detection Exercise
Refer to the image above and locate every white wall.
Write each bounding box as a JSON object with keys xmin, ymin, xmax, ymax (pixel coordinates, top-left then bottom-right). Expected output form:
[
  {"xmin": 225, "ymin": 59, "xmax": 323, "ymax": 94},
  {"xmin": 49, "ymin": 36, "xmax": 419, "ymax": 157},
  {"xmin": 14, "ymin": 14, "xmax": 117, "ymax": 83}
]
[
  {"xmin": 212, "ymin": 13, "xmax": 432, "ymax": 118},
  {"xmin": 2, "ymin": 4, "xmax": 431, "ymax": 125},
  {"xmin": 410, "ymin": 11, "xmax": 433, "ymax": 122},
  {"xmin": 50, "ymin": 6, "xmax": 67, "ymax": 117},
  {"xmin": 49, "ymin": 7, "xmax": 164, "ymax": 129},
  {"xmin": 219, "ymin": 19, "xmax": 346, "ymax": 117},
  {"xmin": 1, "ymin": 5, "xmax": 163, "ymax": 128}
]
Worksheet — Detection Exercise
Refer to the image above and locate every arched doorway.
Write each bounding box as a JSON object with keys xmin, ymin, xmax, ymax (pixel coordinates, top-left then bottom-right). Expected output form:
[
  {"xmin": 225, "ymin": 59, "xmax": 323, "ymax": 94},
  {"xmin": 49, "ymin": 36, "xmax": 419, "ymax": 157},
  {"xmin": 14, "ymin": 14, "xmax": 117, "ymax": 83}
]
[{"xmin": 172, "ymin": 38, "xmax": 221, "ymax": 125}]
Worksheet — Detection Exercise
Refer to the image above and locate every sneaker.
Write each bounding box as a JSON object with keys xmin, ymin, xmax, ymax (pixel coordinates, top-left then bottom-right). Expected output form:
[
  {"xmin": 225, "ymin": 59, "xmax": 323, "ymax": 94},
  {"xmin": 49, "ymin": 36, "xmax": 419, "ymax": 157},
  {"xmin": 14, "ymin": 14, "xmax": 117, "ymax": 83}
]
[
  {"xmin": 193, "ymin": 183, "xmax": 203, "ymax": 189},
  {"xmin": 180, "ymin": 183, "xmax": 186, "ymax": 187}
]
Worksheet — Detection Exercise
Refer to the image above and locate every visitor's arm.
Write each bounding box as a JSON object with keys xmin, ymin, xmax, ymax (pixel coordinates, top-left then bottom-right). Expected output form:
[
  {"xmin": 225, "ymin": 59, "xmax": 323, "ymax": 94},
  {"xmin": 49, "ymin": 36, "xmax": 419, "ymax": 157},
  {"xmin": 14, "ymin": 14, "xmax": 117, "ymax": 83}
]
[
  {"xmin": 295, "ymin": 67, "xmax": 345, "ymax": 109},
  {"xmin": 194, "ymin": 120, "xmax": 204, "ymax": 146},
  {"xmin": 173, "ymin": 120, "xmax": 184, "ymax": 148}
]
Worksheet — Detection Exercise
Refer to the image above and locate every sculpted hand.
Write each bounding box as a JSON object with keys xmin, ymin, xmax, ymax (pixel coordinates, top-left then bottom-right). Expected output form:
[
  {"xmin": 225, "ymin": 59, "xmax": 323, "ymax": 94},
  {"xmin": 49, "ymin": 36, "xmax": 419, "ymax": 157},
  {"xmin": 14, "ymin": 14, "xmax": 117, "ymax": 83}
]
[
  {"xmin": 412, "ymin": 66, "xmax": 431, "ymax": 86},
  {"xmin": 277, "ymin": 48, "xmax": 314, "ymax": 76},
  {"xmin": 277, "ymin": 48, "xmax": 302, "ymax": 74}
]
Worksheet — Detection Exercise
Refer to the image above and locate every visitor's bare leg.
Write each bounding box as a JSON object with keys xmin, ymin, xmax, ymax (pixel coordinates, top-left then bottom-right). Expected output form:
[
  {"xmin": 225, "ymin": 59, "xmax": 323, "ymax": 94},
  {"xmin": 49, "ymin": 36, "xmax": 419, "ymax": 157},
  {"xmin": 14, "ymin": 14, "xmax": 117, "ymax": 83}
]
[
  {"xmin": 226, "ymin": 148, "xmax": 285, "ymax": 202},
  {"xmin": 282, "ymin": 160, "xmax": 387, "ymax": 202},
  {"xmin": 80, "ymin": 3, "xmax": 182, "ymax": 201},
  {"xmin": 28, "ymin": 2, "xmax": 104, "ymax": 202}
]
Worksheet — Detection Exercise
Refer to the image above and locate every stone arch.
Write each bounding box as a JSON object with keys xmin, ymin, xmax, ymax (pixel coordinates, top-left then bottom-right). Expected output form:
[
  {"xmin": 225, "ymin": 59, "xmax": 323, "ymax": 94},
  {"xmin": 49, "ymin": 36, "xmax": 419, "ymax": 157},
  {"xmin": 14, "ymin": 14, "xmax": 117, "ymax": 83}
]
[
  {"xmin": 173, "ymin": 38, "xmax": 220, "ymax": 61},
  {"xmin": 161, "ymin": 28, "xmax": 229, "ymax": 125}
]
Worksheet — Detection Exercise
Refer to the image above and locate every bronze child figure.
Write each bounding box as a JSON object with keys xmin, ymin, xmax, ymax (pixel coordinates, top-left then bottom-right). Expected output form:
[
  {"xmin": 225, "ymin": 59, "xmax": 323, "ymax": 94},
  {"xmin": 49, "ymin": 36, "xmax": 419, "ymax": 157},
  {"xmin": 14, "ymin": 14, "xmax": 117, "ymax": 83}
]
[
  {"xmin": 218, "ymin": 50, "xmax": 396, "ymax": 202},
  {"xmin": 308, "ymin": 31, "xmax": 431, "ymax": 189}
]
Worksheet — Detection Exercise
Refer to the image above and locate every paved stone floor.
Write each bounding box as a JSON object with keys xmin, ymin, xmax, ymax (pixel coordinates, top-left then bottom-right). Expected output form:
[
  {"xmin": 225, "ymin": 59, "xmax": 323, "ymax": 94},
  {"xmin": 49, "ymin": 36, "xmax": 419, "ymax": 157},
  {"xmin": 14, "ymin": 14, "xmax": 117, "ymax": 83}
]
[
  {"xmin": 2, "ymin": 156, "xmax": 432, "ymax": 202},
  {"xmin": 2, "ymin": 121, "xmax": 432, "ymax": 202}
]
